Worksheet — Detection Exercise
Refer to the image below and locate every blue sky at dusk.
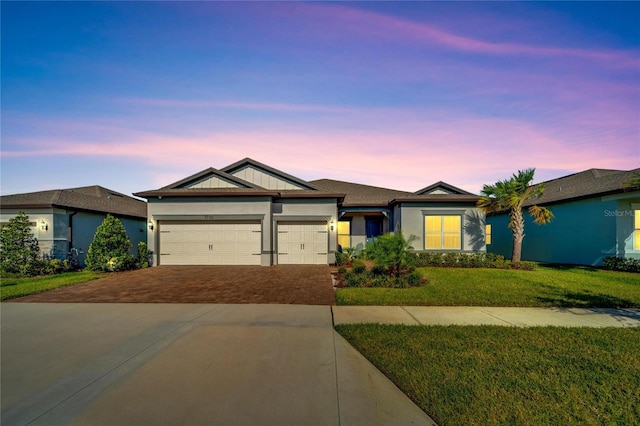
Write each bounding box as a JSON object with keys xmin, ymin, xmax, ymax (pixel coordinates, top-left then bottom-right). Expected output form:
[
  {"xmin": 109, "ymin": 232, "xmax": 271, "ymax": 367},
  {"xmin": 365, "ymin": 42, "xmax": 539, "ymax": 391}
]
[{"xmin": 2, "ymin": 1, "xmax": 639, "ymax": 197}]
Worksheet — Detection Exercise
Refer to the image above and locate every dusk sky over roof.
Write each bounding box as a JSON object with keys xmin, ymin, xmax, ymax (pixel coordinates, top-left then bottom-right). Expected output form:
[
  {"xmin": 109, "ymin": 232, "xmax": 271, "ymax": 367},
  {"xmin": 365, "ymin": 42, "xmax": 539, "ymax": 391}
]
[{"xmin": 2, "ymin": 1, "xmax": 639, "ymax": 197}]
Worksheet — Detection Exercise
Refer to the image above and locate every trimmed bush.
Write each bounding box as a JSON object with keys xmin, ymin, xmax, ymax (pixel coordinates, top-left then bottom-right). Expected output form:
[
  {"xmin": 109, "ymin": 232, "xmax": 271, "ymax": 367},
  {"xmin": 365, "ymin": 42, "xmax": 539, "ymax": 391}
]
[
  {"xmin": 415, "ymin": 252, "xmax": 510, "ymax": 269},
  {"xmin": 137, "ymin": 241, "xmax": 149, "ymax": 268},
  {"xmin": 603, "ymin": 256, "xmax": 640, "ymax": 273},
  {"xmin": 85, "ymin": 215, "xmax": 135, "ymax": 272}
]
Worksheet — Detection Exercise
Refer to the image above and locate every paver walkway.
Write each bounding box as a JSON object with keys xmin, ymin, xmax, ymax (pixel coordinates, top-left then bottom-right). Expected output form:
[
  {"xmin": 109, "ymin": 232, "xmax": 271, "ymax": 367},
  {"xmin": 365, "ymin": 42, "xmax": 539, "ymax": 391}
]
[{"xmin": 11, "ymin": 265, "xmax": 336, "ymax": 305}]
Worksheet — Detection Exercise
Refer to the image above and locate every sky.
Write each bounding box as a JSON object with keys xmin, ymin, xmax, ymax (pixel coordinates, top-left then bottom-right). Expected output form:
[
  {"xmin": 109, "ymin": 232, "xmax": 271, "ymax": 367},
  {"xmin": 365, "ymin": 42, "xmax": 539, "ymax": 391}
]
[{"xmin": 2, "ymin": 1, "xmax": 639, "ymax": 198}]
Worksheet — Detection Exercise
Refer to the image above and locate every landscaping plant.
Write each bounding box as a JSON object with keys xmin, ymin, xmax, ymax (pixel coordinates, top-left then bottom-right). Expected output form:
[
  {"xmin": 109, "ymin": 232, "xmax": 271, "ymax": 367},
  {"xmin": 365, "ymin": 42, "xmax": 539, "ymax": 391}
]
[
  {"xmin": 364, "ymin": 230, "xmax": 417, "ymax": 278},
  {"xmin": 85, "ymin": 214, "xmax": 135, "ymax": 272},
  {"xmin": 0, "ymin": 212, "xmax": 43, "ymax": 277},
  {"xmin": 477, "ymin": 168, "xmax": 553, "ymax": 262}
]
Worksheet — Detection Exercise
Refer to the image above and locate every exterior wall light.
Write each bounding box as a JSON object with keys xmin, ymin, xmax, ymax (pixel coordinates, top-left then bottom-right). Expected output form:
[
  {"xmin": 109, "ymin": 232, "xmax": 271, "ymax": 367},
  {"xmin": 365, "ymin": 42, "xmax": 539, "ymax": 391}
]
[
  {"xmin": 330, "ymin": 219, "xmax": 335, "ymax": 231},
  {"xmin": 148, "ymin": 221, "xmax": 154, "ymax": 231}
]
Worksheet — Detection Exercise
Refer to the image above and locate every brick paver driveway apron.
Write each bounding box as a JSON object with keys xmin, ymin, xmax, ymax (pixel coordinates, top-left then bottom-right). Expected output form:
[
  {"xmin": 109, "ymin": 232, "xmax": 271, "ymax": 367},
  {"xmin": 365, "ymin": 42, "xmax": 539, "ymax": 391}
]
[{"xmin": 12, "ymin": 265, "xmax": 336, "ymax": 305}]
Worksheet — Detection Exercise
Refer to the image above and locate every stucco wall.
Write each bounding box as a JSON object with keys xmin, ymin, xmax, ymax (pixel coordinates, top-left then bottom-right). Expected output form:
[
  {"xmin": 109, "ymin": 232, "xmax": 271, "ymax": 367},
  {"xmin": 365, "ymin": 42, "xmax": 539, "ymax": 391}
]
[
  {"xmin": 486, "ymin": 196, "xmax": 633, "ymax": 266},
  {"xmin": 398, "ymin": 203, "xmax": 486, "ymax": 252}
]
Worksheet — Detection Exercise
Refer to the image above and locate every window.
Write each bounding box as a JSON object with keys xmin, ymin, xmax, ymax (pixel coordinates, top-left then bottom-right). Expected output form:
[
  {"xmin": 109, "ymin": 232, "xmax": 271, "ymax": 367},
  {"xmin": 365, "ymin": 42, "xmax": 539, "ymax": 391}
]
[
  {"xmin": 485, "ymin": 224, "xmax": 492, "ymax": 245},
  {"xmin": 425, "ymin": 215, "xmax": 461, "ymax": 250},
  {"xmin": 635, "ymin": 210, "xmax": 640, "ymax": 250},
  {"xmin": 337, "ymin": 220, "xmax": 351, "ymax": 249}
]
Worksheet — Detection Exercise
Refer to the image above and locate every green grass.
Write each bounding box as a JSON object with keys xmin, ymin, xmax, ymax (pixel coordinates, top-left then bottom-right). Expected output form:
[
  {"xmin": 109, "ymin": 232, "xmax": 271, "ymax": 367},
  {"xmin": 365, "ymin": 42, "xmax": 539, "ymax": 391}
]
[
  {"xmin": 0, "ymin": 271, "xmax": 103, "ymax": 300},
  {"xmin": 336, "ymin": 265, "xmax": 640, "ymax": 307},
  {"xmin": 336, "ymin": 324, "xmax": 640, "ymax": 426}
]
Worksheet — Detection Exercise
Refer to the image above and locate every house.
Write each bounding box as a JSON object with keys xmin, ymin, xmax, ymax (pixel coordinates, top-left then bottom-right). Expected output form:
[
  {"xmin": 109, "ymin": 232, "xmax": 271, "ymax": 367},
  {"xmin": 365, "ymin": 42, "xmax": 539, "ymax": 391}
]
[
  {"xmin": 486, "ymin": 168, "xmax": 640, "ymax": 266},
  {"xmin": 135, "ymin": 158, "xmax": 486, "ymax": 266},
  {"xmin": 0, "ymin": 186, "xmax": 147, "ymax": 266}
]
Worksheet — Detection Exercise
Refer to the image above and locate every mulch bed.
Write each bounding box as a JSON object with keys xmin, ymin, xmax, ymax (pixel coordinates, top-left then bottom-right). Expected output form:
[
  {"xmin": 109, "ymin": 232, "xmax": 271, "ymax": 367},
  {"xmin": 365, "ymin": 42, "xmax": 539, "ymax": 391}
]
[{"xmin": 11, "ymin": 265, "xmax": 337, "ymax": 305}]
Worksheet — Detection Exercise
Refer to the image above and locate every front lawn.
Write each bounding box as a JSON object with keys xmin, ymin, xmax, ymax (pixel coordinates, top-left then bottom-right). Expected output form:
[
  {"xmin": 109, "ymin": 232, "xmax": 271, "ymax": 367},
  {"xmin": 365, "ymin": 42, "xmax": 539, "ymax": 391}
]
[
  {"xmin": 336, "ymin": 324, "xmax": 640, "ymax": 426},
  {"xmin": 0, "ymin": 271, "xmax": 103, "ymax": 301},
  {"xmin": 336, "ymin": 265, "xmax": 640, "ymax": 307}
]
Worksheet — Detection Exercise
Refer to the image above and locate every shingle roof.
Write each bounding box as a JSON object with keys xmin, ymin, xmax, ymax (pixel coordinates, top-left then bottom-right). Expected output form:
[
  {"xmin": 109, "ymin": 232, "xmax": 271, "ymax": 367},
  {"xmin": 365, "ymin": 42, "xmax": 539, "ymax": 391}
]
[
  {"xmin": 1, "ymin": 186, "xmax": 147, "ymax": 219},
  {"xmin": 136, "ymin": 159, "xmax": 342, "ymax": 200},
  {"xmin": 310, "ymin": 179, "xmax": 413, "ymax": 206},
  {"xmin": 414, "ymin": 181, "xmax": 476, "ymax": 196},
  {"xmin": 525, "ymin": 168, "xmax": 640, "ymax": 206}
]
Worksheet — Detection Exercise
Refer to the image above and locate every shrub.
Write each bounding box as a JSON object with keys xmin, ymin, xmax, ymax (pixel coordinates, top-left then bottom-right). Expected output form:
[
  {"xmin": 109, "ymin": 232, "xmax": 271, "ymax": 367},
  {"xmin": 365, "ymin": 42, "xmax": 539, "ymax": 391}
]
[
  {"xmin": 0, "ymin": 212, "xmax": 42, "ymax": 277},
  {"xmin": 603, "ymin": 256, "xmax": 640, "ymax": 273},
  {"xmin": 85, "ymin": 215, "xmax": 135, "ymax": 272},
  {"xmin": 442, "ymin": 252, "xmax": 459, "ymax": 267},
  {"xmin": 415, "ymin": 252, "xmax": 508, "ymax": 269},
  {"xmin": 508, "ymin": 261, "xmax": 537, "ymax": 271},
  {"xmin": 352, "ymin": 258, "xmax": 367, "ymax": 274},
  {"xmin": 137, "ymin": 241, "xmax": 149, "ymax": 268},
  {"xmin": 364, "ymin": 230, "xmax": 417, "ymax": 278},
  {"xmin": 334, "ymin": 252, "xmax": 347, "ymax": 266}
]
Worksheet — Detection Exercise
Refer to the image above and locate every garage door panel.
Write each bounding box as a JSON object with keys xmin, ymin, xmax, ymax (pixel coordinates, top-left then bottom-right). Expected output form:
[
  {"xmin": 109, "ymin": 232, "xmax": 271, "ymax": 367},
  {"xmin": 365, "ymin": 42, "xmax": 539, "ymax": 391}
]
[
  {"xmin": 277, "ymin": 222, "xmax": 328, "ymax": 265},
  {"xmin": 160, "ymin": 222, "xmax": 261, "ymax": 265}
]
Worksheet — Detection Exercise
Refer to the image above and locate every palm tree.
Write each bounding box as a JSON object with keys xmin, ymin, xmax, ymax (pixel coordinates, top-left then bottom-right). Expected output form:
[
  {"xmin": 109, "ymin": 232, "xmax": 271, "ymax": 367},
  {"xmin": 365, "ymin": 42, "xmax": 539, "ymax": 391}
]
[{"xmin": 477, "ymin": 168, "xmax": 553, "ymax": 263}]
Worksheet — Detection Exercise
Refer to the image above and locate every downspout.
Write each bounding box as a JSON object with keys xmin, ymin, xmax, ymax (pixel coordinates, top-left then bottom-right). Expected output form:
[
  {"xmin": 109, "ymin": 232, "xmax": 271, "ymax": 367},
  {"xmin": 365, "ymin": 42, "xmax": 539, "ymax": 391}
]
[{"xmin": 68, "ymin": 211, "xmax": 78, "ymax": 256}]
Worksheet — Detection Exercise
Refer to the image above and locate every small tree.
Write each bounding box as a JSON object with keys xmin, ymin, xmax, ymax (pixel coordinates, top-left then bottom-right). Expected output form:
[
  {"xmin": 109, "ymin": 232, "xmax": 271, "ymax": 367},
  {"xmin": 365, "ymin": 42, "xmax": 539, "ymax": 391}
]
[
  {"xmin": 85, "ymin": 215, "xmax": 134, "ymax": 272},
  {"xmin": 477, "ymin": 168, "xmax": 553, "ymax": 262},
  {"xmin": 0, "ymin": 212, "xmax": 42, "ymax": 276},
  {"xmin": 365, "ymin": 230, "xmax": 417, "ymax": 278}
]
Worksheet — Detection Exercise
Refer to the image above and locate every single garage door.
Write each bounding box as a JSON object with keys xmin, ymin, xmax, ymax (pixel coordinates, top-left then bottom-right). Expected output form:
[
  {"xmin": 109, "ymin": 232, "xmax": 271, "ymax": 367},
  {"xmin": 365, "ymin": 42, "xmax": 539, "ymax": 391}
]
[
  {"xmin": 160, "ymin": 222, "xmax": 261, "ymax": 265},
  {"xmin": 277, "ymin": 222, "xmax": 328, "ymax": 264}
]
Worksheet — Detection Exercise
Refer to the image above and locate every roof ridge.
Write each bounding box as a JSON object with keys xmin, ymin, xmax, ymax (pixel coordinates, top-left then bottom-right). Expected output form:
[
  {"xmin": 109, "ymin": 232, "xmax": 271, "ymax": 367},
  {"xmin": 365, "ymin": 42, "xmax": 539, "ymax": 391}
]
[{"xmin": 311, "ymin": 178, "xmax": 411, "ymax": 194}]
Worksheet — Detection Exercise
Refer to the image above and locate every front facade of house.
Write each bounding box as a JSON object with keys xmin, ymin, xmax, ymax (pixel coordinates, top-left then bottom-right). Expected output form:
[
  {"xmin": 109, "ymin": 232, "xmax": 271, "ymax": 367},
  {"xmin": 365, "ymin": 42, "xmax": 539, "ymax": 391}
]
[
  {"xmin": 136, "ymin": 159, "xmax": 487, "ymax": 266},
  {"xmin": 0, "ymin": 186, "xmax": 147, "ymax": 266},
  {"xmin": 487, "ymin": 168, "xmax": 640, "ymax": 266}
]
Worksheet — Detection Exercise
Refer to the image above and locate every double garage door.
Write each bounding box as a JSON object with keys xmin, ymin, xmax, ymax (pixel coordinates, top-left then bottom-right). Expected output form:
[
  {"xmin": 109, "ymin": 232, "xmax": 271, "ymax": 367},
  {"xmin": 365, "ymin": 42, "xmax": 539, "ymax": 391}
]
[
  {"xmin": 160, "ymin": 222, "xmax": 262, "ymax": 265},
  {"xmin": 159, "ymin": 221, "xmax": 328, "ymax": 265}
]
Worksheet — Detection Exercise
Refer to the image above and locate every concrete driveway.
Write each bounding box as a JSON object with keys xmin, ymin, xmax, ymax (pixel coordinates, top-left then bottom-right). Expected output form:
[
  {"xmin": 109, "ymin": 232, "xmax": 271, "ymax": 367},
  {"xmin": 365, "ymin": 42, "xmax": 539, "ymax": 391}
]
[
  {"xmin": 11, "ymin": 265, "xmax": 336, "ymax": 305},
  {"xmin": 1, "ymin": 303, "xmax": 435, "ymax": 426}
]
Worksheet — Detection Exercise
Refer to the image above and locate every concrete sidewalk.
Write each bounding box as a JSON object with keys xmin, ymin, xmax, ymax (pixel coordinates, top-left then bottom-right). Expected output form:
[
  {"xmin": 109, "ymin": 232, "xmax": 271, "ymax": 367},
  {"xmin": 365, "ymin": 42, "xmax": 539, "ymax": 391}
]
[
  {"xmin": 1, "ymin": 304, "xmax": 435, "ymax": 426},
  {"xmin": 332, "ymin": 306, "xmax": 640, "ymax": 327}
]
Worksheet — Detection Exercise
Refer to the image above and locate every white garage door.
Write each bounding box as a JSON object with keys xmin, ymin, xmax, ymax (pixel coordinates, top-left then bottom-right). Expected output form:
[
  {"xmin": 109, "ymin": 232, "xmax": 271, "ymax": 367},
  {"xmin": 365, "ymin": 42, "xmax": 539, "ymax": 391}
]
[
  {"xmin": 277, "ymin": 222, "xmax": 328, "ymax": 264},
  {"xmin": 160, "ymin": 222, "xmax": 261, "ymax": 265}
]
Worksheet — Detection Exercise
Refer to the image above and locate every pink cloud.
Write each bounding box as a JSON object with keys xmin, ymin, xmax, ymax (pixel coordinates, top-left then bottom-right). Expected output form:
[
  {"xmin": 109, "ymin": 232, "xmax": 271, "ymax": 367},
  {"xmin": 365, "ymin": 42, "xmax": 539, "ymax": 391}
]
[
  {"xmin": 3, "ymin": 112, "xmax": 637, "ymax": 195},
  {"xmin": 288, "ymin": 4, "xmax": 640, "ymax": 69}
]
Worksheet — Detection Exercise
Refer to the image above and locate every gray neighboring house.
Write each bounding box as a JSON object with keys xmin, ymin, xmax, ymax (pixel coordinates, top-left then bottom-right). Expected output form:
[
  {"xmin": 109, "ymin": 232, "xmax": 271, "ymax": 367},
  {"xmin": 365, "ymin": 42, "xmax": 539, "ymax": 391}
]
[
  {"xmin": 312, "ymin": 179, "xmax": 485, "ymax": 254},
  {"xmin": 0, "ymin": 186, "xmax": 147, "ymax": 266},
  {"xmin": 487, "ymin": 168, "xmax": 640, "ymax": 266},
  {"xmin": 134, "ymin": 157, "xmax": 487, "ymax": 267}
]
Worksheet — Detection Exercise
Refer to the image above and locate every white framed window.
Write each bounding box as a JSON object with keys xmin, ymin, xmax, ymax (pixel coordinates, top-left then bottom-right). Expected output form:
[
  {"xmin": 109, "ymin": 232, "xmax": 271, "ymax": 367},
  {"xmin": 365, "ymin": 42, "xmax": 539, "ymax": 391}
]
[
  {"xmin": 337, "ymin": 220, "xmax": 351, "ymax": 249},
  {"xmin": 425, "ymin": 215, "xmax": 461, "ymax": 250}
]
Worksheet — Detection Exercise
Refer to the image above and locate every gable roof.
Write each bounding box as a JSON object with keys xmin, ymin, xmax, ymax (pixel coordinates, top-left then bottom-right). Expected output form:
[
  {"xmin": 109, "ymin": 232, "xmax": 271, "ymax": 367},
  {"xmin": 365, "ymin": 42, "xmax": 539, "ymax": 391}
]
[
  {"xmin": 310, "ymin": 179, "xmax": 413, "ymax": 207},
  {"xmin": 221, "ymin": 158, "xmax": 321, "ymax": 191},
  {"xmin": 414, "ymin": 181, "xmax": 475, "ymax": 196},
  {"xmin": 525, "ymin": 168, "xmax": 640, "ymax": 206},
  {"xmin": 135, "ymin": 159, "xmax": 343, "ymax": 200},
  {"xmin": 158, "ymin": 167, "xmax": 260, "ymax": 190},
  {"xmin": 0, "ymin": 186, "xmax": 147, "ymax": 219}
]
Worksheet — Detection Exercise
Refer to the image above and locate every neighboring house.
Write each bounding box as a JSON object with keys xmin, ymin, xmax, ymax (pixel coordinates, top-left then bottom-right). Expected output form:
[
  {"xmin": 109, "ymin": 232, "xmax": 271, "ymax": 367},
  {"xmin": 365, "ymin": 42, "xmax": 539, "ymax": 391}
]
[
  {"xmin": 487, "ymin": 168, "xmax": 640, "ymax": 266},
  {"xmin": 135, "ymin": 158, "xmax": 486, "ymax": 267},
  {"xmin": 312, "ymin": 179, "xmax": 485, "ymax": 254},
  {"xmin": 0, "ymin": 186, "xmax": 147, "ymax": 266}
]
